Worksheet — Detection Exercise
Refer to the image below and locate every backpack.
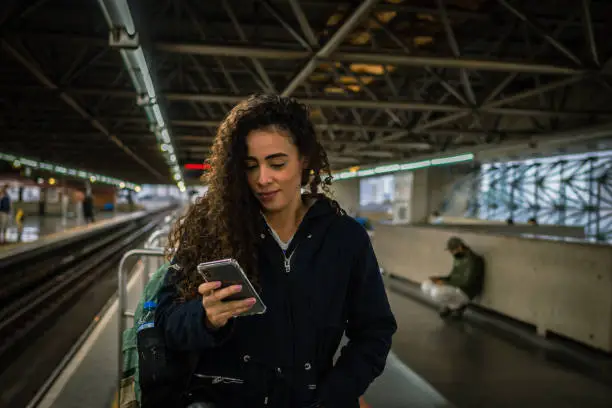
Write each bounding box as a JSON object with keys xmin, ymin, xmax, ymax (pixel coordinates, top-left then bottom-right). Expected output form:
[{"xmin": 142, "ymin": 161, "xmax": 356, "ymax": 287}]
[
  {"xmin": 120, "ymin": 261, "xmax": 169, "ymax": 407},
  {"xmin": 120, "ymin": 262, "xmax": 199, "ymax": 408}
]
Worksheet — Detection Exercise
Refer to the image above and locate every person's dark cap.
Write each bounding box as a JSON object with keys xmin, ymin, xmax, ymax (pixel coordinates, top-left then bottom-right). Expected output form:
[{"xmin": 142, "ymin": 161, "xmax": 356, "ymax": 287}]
[{"xmin": 446, "ymin": 236, "xmax": 464, "ymax": 251}]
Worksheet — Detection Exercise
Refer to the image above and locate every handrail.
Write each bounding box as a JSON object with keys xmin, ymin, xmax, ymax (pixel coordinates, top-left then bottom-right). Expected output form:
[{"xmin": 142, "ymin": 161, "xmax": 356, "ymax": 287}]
[
  {"xmin": 117, "ymin": 248, "xmax": 165, "ymax": 395},
  {"xmin": 145, "ymin": 227, "xmax": 169, "ymax": 248},
  {"xmin": 143, "ymin": 227, "xmax": 170, "ymax": 290}
]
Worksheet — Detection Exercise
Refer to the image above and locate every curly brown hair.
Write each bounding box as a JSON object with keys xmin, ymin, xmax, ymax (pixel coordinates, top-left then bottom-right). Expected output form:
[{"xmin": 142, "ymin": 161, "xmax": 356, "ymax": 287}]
[{"xmin": 166, "ymin": 94, "xmax": 334, "ymax": 299}]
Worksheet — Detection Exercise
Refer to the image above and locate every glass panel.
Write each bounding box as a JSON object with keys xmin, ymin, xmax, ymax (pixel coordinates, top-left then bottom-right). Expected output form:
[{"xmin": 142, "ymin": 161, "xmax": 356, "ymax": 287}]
[{"xmin": 475, "ymin": 151, "xmax": 612, "ymax": 242}]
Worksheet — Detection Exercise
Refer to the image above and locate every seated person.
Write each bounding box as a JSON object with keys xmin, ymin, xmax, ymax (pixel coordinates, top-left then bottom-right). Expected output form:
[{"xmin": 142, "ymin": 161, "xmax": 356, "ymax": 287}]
[{"xmin": 421, "ymin": 237, "xmax": 485, "ymax": 318}]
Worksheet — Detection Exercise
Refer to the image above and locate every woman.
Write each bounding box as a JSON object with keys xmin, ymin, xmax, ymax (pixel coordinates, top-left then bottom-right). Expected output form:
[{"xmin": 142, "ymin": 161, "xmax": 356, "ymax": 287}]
[{"xmin": 156, "ymin": 94, "xmax": 397, "ymax": 408}]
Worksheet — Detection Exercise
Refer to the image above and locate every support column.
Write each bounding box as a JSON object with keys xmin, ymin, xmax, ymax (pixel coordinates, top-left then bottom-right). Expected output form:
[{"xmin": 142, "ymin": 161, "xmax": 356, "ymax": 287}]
[
  {"xmin": 409, "ymin": 169, "xmax": 431, "ymax": 223},
  {"xmin": 330, "ymin": 178, "xmax": 360, "ymax": 215},
  {"xmin": 392, "ymin": 172, "xmax": 414, "ymax": 223}
]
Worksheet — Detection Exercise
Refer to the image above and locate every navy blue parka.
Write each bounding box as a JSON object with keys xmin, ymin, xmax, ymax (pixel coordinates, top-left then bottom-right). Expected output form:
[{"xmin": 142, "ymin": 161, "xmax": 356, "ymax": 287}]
[{"xmin": 155, "ymin": 199, "xmax": 397, "ymax": 407}]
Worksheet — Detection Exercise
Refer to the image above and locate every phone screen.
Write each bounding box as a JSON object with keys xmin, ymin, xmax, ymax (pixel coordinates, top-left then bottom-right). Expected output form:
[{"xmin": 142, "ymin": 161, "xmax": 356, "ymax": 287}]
[{"xmin": 197, "ymin": 258, "xmax": 267, "ymax": 316}]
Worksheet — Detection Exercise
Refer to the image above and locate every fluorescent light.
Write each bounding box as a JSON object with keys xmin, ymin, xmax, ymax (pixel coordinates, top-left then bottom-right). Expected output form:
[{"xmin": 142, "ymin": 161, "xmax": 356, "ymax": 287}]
[
  {"xmin": 399, "ymin": 160, "xmax": 430, "ymax": 170},
  {"xmin": 374, "ymin": 164, "xmax": 401, "ymax": 174},
  {"xmin": 134, "ymin": 48, "xmax": 156, "ymax": 98},
  {"xmin": 21, "ymin": 158, "xmax": 38, "ymax": 167},
  {"xmin": 160, "ymin": 129, "xmax": 171, "ymax": 143},
  {"xmin": 357, "ymin": 169, "xmax": 376, "ymax": 177},
  {"xmin": 0, "ymin": 151, "xmax": 140, "ymax": 190},
  {"xmin": 152, "ymin": 104, "xmax": 165, "ymax": 128},
  {"xmin": 332, "ymin": 153, "xmax": 474, "ymax": 181},
  {"xmin": 431, "ymin": 153, "xmax": 474, "ymax": 165}
]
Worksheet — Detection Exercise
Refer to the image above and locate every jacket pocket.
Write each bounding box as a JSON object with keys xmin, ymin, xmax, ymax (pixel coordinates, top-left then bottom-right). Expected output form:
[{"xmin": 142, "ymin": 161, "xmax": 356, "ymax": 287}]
[{"xmin": 316, "ymin": 324, "xmax": 346, "ymax": 369}]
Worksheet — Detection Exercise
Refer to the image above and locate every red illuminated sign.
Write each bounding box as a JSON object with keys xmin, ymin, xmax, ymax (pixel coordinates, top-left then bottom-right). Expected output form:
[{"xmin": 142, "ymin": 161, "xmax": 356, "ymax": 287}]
[{"xmin": 184, "ymin": 163, "xmax": 211, "ymax": 171}]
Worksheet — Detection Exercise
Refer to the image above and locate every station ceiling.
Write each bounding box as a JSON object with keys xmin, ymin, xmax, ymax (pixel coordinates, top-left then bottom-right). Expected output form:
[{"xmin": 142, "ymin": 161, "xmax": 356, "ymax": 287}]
[{"xmin": 1, "ymin": 0, "xmax": 612, "ymax": 185}]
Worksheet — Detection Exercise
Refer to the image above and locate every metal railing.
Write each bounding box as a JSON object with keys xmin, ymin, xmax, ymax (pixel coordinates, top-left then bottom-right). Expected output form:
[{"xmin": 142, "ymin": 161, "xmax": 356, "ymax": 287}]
[{"xmin": 142, "ymin": 227, "xmax": 170, "ymax": 290}]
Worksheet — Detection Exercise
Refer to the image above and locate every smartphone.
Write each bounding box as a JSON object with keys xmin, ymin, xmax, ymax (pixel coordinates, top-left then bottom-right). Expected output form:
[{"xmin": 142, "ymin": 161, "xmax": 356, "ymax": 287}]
[{"xmin": 197, "ymin": 258, "xmax": 267, "ymax": 316}]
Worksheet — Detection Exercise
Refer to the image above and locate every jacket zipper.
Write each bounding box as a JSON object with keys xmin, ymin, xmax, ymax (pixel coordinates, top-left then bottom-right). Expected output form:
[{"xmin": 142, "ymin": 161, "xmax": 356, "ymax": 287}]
[{"xmin": 282, "ymin": 241, "xmax": 301, "ymax": 274}]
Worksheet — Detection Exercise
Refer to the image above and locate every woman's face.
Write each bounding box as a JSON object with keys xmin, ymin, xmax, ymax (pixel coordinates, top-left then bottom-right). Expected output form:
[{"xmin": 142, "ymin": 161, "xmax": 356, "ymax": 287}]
[{"xmin": 245, "ymin": 128, "xmax": 305, "ymax": 213}]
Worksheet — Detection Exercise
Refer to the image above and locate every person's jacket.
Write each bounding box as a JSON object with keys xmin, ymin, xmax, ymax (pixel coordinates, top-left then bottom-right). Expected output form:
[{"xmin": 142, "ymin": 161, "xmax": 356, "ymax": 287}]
[
  {"xmin": 446, "ymin": 249, "xmax": 485, "ymax": 299},
  {"xmin": 155, "ymin": 199, "xmax": 397, "ymax": 408}
]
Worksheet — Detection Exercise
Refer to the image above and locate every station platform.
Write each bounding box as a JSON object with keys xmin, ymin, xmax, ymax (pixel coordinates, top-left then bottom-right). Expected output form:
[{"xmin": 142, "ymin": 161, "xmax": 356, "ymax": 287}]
[
  {"xmin": 0, "ymin": 212, "xmax": 119, "ymax": 249},
  {"xmin": 386, "ymin": 277, "xmax": 612, "ymax": 408},
  {"xmin": 26, "ymin": 262, "xmax": 612, "ymax": 408}
]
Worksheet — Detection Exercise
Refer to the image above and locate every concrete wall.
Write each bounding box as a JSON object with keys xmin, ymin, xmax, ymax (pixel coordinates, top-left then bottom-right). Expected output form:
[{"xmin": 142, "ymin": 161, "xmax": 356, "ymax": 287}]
[
  {"xmin": 422, "ymin": 219, "xmax": 586, "ymax": 239},
  {"xmin": 329, "ymin": 178, "xmax": 359, "ymax": 214},
  {"xmin": 373, "ymin": 223, "xmax": 612, "ymax": 352}
]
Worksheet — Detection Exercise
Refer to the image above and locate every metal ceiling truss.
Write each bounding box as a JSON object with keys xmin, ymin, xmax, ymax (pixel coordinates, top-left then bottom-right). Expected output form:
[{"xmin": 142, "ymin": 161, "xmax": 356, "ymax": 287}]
[{"xmin": 1, "ymin": 0, "xmax": 612, "ymax": 182}]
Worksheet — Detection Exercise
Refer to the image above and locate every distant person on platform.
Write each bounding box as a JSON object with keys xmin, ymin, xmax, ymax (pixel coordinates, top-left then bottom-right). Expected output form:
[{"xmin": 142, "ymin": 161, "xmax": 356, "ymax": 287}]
[
  {"xmin": 0, "ymin": 184, "xmax": 11, "ymax": 244},
  {"xmin": 126, "ymin": 191, "xmax": 135, "ymax": 212},
  {"xmin": 61, "ymin": 189, "xmax": 70, "ymax": 225},
  {"xmin": 421, "ymin": 237, "xmax": 485, "ymax": 319},
  {"xmin": 354, "ymin": 211, "xmax": 374, "ymax": 232},
  {"xmin": 83, "ymin": 193, "xmax": 95, "ymax": 224}
]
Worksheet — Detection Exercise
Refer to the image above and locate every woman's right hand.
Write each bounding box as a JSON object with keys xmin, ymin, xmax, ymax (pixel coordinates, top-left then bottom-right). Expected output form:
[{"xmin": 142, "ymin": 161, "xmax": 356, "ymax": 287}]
[{"xmin": 198, "ymin": 282, "xmax": 257, "ymax": 330}]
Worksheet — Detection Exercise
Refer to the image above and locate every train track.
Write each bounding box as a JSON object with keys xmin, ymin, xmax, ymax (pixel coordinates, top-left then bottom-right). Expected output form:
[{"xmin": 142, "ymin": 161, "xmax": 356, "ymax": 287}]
[{"xmin": 0, "ymin": 211, "xmax": 170, "ymax": 407}]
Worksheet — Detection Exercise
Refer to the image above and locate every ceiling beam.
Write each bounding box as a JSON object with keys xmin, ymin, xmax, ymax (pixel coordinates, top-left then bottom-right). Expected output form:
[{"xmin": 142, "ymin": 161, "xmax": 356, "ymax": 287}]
[
  {"xmin": 154, "ymin": 42, "xmax": 583, "ymax": 75},
  {"xmin": 19, "ymin": 31, "xmax": 586, "ymax": 76},
  {"xmin": 61, "ymin": 88, "xmax": 612, "ymax": 118},
  {"xmin": 13, "ymin": 85, "xmax": 609, "ymax": 119}
]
